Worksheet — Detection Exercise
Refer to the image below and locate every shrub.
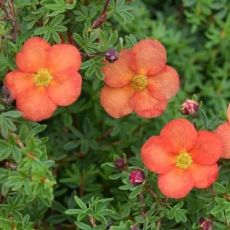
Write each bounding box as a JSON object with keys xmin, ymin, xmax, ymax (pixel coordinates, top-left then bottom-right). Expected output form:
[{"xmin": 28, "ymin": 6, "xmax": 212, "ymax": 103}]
[{"xmin": 0, "ymin": 0, "xmax": 230, "ymax": 229}]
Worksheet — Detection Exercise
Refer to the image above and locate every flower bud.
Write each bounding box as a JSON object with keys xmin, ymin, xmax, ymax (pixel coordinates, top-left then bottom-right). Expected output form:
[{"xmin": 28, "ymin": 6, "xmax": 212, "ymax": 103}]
[
  {"xmin": 199, "ymin": 218, "xmax": 213, "ymax": 230},
  {"xmin": 129, "ymin": 169, "xmax": 145, "ymax": 185},
  {"xmin": 181, "ymin": 99, "xmax": 199, "ymax": 115},
  {"xmin": 114, "ymin": 158, "xmax": 127, "ymax": 170},
  {"xmin": 2, "ymin": 85, "xmax": 13, "ymax": 105},
  {"xmin": 105, "ymin": 48, "xmax": 119, "ymax": 63}
]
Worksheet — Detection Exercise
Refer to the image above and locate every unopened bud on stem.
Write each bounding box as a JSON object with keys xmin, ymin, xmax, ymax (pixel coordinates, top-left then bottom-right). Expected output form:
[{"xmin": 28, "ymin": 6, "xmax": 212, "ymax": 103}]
[
  {"xmin": 105, "ymin": 48, "xmax": 119, "ymax": 63},
  {"xmin": 181, "ymin": 99, "xmax": 199, "ymax": 115},
  {"xmin": 129, "ymin": 169, "xmax": 145, "ymax": 185},
  {"xmin": 114, "ymin": 158, "xmax": 127, "ymax": 170},
  {"xmin": 199, "ymin": 218, "xmax": 213, "ymax": 230}
]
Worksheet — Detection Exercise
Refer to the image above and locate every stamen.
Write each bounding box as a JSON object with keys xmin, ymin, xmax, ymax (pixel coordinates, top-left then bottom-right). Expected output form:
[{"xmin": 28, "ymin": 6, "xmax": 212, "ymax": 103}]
[
  {"xmin": 175, "ymin": 152, "xmax": 193, "ymax": 169},
  {"xmin": 131, "ymin": 75, "xmax": 148, "ymax": 91},
  {"xmin": 34, "ymin": 68, "xmax": 53, "ymax": 87}
]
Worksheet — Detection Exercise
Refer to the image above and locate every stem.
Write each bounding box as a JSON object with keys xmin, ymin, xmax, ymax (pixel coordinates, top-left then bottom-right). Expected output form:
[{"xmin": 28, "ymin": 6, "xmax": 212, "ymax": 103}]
[
  {"xmin": 80, "ymin": 51, "xmax": 104, "ymax": 59},
  {"xmin": 11, "ymin": 133, "xmax": 25, "ymax": 148},
  {"xmin": 223, "ymin": 193, "xmax": 230, "ymax": 201},
  {"xmin": 88, "ymin": 216, "xmax": 96, "ymax": 227},
  {"xmin": 4, "ymin": 0, "xmax": 18, "ymax": 41},
  {"xmin": 92, "ymin": 0, "xmax": 111, "ymax": 29},
  {"xmin": 139, "ymin": 192, "xmax": 146, "ymax": 217},
  {"xmin": 156, "ymin": 220, "xmax": 161, "ymax": 230},
  {"xmin": 145, "ymin": 186, "xmax": 158, "ymax": 199},
  {"xmin": 79, "ymin": 174, "xmax": 85, "ymax": 197},
  {"xmin": 96, "ymin": 128, "xmax": 113, "ymax": 140},
  {"xmin": 0, "ymin": 0, "xmax": 4, "ymax": 8}
]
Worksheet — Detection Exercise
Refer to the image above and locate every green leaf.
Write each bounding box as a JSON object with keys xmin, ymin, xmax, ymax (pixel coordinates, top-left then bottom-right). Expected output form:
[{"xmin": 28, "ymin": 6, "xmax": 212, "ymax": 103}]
[
  {"xmin": 65, "ymin": 209, "xmax": 82, "ymax": 215},
  {"xmin": 11, "ymin": 146, "xmax": 22, "ymax": 163},
  {"xmin": 74, "ymin": 196, "xmax": 87, "ymax": 210},
  {"xmin": 0, "ymin": 140, "xmax": 11, "ymax": 161},
  {"xmin": 120, "ymin": 205, "xmax": 130, "ymax": 218},
  {"xmin": 1, "ymin": 111, "xmax": 22, "ymax": 118},
  {"xmin": 76, "ymin": 221, "xmax": 92, "ymax": 230},
  {"xmin": 63, "ymin": 141, "xmax": 80, "ymax": 150},
  {"xmin": 213, "ymin": 182, "xmax": 226, "ymax": 194},
  {"xmin": 29, "ymin": 125, "xmax": 47, "ymax": 136}
]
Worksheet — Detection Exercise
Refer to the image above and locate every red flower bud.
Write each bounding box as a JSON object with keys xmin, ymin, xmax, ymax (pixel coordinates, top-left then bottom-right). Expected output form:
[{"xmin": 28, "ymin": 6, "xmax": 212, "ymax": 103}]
[
  {"xmin": 129, "ymin": 169, "xmax": 145, "ymax": 185},
  {"xmin": 114, "ymin": 158, "xmax": 127, "ymax": 170},
  {"xmin": 199, "ymin": 218, "xmax": 213, "ymax": 230},
  {"xmin": 181, "ymin": 99, "xmax": 199, "ymax": 115},
  {"xmin": 105, "ymin": 48, "xmax": 119, "ymax": 63}
]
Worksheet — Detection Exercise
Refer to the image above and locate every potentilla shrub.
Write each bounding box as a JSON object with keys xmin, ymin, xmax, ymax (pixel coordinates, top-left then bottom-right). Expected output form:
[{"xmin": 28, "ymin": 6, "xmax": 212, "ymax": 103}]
[{"xmin": 0, "ymin": 0, "xmax": 229, "ymax": 230}]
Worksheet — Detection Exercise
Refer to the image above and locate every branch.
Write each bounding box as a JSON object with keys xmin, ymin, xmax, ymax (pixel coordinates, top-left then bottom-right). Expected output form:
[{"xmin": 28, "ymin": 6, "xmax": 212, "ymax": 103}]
[
  {"xmin": 156, "ymin": 220, "xmax": 161, "ymax": 230},
  {"xmin": 0, "ymin": 0, "xmax": 4, "ymax": 8},
  {"xmin": 11, "ymin": 133, "xmax": 25, "ymax": 148},
  {"xmin": 88, "ymin": 216, "xmax": 97, "ymax": 228},
  {"xmin": 139, "ymin": 192, "xmax": 146, "ymax": 217},
  {"xmin": 92, "ymin": 0, "xmax": 110, "ymax": 29},
  {"xmin": 3, "ymin": 0, "xmax": 19, "ymax": 41}
]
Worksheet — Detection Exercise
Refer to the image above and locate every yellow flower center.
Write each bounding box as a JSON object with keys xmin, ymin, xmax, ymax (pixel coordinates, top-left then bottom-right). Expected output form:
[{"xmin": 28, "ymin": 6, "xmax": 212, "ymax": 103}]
[
  {"xmin": 131, "ymin": 75, "xmax": 148, "ymax": 91},
  {"xmin": 34, "ymin": 68, "xmax": 53, "ymax": 87},
  {"xmin": 175, "ymin": 152, "xmax": 193, "ymax": 169}
]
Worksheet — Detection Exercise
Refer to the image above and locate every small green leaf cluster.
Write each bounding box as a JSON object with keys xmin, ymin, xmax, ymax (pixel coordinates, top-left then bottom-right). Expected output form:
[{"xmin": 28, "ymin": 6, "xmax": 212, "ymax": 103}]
[
  {"xmin": 0, "ymin": 102, "xmax": 55, "ymax": 229},
  {"xmin": 66, "ymin": 196, "xmax": 114, "ymax": 229}
]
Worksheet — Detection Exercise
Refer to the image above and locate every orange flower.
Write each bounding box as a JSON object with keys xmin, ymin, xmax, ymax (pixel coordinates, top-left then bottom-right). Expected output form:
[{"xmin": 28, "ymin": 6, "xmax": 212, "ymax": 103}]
[
  {"xmin": 100, "ymin": 39, "xmax": 179, "ymax": 118},
  {"xmin": 215, "ymin": 104, "xmax": 230, "ymax": 159},
  {"xmin": 5, "ymin": 37, "xmax": 82, "ymax": 121},
  {"xmin": 141, "ymin": 118, "xmax": 223, "ymax": 199}
]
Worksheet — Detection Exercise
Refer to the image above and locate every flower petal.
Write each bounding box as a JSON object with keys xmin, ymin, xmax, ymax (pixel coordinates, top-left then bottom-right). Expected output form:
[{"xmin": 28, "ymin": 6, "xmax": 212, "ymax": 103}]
[
  {"xmin": 16, "ymin": 37, "xmax": 50, "ymax": 73},
  {"xmin": 16, "ymin": 88, "xmax": 57, "ymax": 121},
  {"xmin": 130, "ymin": 90, "xmax": 167, "ymax": 118},
  {"xmin": 47, "ymin": 68, "xmax": 82, "ymax": 106},
  {"xmin": 103, "ymin": 49, "xmax": 135, "ymax": 87},
  {"xmin": 189, "ymin": 163, "xmax": 218, "ymax": 188},
  {"xmin": 147, "ymin": 65, "xmax": 179, "ymax": 100},
  {"xmin": 215, "ymin": 122, "xmax": 230, "ymax": 159},
  {"xmin": 46, "ymin": 44, "xmax": 81, "ymax": 73},
  {"xmin": 132, "ymin": 39, "xmax": 166, "ymax": 76},
  {"xmin": 141, "ymin": 136, "xmax": 175, "ymax": 174},
  {"xmin": 100, "ymin": 85, "xmax": 134, "ymax": 118},
  {"xmin": 160, "ymin": 118, "xmax": 198, "ymax": 154},
  {"xmin": 5, "ymin": 71, "xmax": 34, "ymax": 99},
  {"xmin": 158, "ymin": 168, "xmax": 194, "ymax": 199},
  {"xmin": 190, "ymin": 131, "xmax": 222, "ymax": 165}
]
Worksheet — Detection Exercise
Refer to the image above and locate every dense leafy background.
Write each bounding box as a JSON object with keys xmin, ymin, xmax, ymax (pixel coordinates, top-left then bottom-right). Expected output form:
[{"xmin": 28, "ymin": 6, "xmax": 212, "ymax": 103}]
[{"xmin": 0, "ymin": 0, "xmax": 230, "ymax": 229}]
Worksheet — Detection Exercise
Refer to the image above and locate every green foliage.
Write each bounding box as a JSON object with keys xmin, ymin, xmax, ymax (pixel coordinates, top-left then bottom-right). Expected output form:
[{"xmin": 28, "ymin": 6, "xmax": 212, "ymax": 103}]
[
  {"xmin": 66, "ymin": 196, "xmax": 114, "ymax": 229},
  {"xmin": 0, "ymin": 104, "xmax": 55, "ymax": 228},
  {"xmin": 0, "ymin": 0, "xmax": 230, "ymax": 229}
]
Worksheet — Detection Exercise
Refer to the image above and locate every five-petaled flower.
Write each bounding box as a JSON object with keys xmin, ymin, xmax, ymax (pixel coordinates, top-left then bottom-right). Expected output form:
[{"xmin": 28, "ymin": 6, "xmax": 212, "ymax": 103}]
[
  {"xmin": 141, "ymin": 118, "xmax": 223, "ymax": 199},
  {"xmin": 5, "ymin": 37, "xmax": 82, "ymax": 121},
  {"xmin": 215, "ymin": 104, "xmax": 230, "ymax": 159},
  {"xmin": 100, "ymin": 39, "xmax": 180, "ymax": 118}
]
